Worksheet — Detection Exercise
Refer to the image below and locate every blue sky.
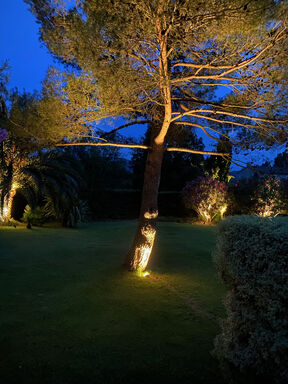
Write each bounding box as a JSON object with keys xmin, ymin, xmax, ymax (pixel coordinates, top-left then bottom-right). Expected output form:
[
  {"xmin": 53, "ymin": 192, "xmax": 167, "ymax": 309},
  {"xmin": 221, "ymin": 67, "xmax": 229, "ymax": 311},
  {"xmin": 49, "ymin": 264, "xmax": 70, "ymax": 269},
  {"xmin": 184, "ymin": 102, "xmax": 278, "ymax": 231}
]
[
  {"xmin": 0, "ymin": 0, "xmax": 284, "ymax": 168},
  {"xmin": 0, "ymin": 0, "xmax": 54, "ymax": 92},
  {"xmin": 0, "ymin": 0, "xmax": 147, "ymax": 146}
]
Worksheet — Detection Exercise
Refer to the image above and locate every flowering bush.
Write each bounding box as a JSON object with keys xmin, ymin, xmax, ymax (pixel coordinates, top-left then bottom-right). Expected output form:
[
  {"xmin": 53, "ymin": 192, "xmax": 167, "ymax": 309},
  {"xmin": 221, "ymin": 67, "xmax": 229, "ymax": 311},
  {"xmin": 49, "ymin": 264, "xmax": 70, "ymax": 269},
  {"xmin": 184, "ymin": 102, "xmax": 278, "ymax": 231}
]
[
  {"xmin": 0, "ymin": 128, "xmax": 8, "ymax": 143},
  {"xmin": 253, "ymin": 176, "xmax": 285, "ymax": 217},
  {"xmin": 182, "ymin": 176, "xmax": 228, "ymax": 223}
]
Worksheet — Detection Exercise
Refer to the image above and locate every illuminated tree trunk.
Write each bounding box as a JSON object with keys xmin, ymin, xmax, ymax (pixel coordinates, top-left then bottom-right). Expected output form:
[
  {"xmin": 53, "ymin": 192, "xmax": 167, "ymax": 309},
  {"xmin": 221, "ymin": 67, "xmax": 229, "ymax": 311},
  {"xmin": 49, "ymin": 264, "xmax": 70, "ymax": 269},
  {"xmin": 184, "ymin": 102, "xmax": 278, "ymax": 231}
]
[
  {"xmin": 6, "ymin": 186, "xmax": 16, "ymax": 220},
  {"xmin": 0, "ymin": 155, "xmax": 16, "ymax": 222},
  {"xmin": 124, "ymin": 140, "xmax": 165, "ymax": 272},
  {"xmin": 0, "ymin": 185, "xmax": 16, "ymax": 222},
  {"xmin": 124, "ymin": 6, "xmax": 172, "ymax": 272}
]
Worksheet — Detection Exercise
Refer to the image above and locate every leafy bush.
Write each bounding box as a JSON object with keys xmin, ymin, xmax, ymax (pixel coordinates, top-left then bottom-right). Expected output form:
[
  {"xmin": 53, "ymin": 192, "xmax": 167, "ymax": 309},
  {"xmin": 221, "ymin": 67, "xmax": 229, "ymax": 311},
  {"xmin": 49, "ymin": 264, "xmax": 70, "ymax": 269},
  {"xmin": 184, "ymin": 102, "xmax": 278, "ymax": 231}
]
[
  {"xmin": 182, "ymin": 176, "xmax": 228, "ymax": 223},
  {"xmin": 214, "ymin": 216, "xmax": 288, "ymax": 384},
  {"xmin": 22, "ymin": 205, "xmax": 47, "ymax": 226},
  {"xmin": 253, "ymin": 176, "xmax": 285, "ymax": 217},
  {"xmin": 229, "ymin": 177, "xmax": 259, "ymax": 215},
  {"xmin": 43, "ymin": 197, "xmax": 88, "ymax": 228}
]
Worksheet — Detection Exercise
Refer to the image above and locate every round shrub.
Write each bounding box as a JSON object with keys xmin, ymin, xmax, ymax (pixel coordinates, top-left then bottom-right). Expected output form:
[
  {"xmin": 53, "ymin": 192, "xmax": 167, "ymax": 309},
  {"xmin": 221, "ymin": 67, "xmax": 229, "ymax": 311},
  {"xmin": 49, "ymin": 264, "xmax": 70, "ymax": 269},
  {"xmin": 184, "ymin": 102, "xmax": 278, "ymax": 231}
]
[
  {"xmin": 253, "ymin": 176, "xmax": 285, "ymax": 217},
  {"xmin": 22, "ymin": 205, "xmax": 46, "ymax": 226},
  {"xmin": 182, "ymin": 176, "xmax": 228, "ymax": 223}
]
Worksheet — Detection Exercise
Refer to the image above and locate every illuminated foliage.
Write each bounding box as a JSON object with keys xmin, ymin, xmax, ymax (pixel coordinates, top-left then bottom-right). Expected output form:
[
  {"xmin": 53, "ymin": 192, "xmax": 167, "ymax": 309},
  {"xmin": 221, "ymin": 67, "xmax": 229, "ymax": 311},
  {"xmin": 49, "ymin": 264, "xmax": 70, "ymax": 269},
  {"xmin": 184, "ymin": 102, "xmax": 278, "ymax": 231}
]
[
  {"xmin": 25, "ymin": 0, "xmax": 288, "ymax": 148},
  {"xmin": 253, "ymin": 175, "xmax": 285, "ymax": 217},
  {"xmin": 182, "ymin": 176, "xmax": 228, "ymax": 223},
  {"xmin": 0, "ymin": 137, "xmax": 28, "ymax": 222},
  {"xmin": 21, "ymin": 205, "xmax": 46, "ymax": 226}
]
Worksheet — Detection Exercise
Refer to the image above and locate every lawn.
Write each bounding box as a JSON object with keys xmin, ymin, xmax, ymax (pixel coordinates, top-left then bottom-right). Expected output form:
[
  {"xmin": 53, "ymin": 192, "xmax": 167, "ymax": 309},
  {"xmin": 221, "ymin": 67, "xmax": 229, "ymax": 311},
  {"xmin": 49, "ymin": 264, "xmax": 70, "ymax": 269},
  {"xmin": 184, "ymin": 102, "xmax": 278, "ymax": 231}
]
[{"xmin": 0, "ymin": 221, "xmax": 226, "ymax": 384}]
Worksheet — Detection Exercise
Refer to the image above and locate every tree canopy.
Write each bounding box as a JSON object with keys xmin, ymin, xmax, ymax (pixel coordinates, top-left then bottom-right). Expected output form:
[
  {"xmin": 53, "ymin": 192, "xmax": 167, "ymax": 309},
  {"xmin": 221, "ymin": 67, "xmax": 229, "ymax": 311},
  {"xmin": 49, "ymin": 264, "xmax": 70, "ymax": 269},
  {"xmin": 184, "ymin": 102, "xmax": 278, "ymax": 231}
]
[{"xmin": 25, "ymin": 0, "xmax": 287, "ymax": 156}]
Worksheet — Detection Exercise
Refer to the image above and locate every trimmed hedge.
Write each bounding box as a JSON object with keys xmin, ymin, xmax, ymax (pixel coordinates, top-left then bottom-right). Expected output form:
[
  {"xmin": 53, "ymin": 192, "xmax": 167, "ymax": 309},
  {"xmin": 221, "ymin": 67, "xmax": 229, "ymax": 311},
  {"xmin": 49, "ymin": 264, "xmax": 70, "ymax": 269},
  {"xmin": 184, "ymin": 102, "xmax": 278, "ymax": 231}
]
[{"xmin": 214, "ymin": 215, "xmax": 288, "ymax": 384}]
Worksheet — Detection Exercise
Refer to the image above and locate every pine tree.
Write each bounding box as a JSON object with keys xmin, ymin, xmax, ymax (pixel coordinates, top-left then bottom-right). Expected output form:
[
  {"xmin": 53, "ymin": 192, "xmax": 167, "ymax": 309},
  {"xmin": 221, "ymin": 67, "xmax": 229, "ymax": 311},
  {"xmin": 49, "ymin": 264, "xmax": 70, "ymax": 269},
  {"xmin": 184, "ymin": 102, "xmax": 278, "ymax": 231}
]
[{"xmin": 26, "ymin": 0, "xmax": 288, "ymax": 270}]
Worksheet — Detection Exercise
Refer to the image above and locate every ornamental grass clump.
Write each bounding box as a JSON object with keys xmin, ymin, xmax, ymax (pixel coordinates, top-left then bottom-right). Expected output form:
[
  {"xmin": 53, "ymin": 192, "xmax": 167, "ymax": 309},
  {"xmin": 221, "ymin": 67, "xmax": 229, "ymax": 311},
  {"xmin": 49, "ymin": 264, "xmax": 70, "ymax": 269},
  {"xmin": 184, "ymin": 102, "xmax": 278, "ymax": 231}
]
[
  {"xmin": 182, "ymin": 176, "xmax": 228, "ymax": 223},
  {"xmin": 214, "ymin": 216, "xmax": 288, "ymax": 384}
]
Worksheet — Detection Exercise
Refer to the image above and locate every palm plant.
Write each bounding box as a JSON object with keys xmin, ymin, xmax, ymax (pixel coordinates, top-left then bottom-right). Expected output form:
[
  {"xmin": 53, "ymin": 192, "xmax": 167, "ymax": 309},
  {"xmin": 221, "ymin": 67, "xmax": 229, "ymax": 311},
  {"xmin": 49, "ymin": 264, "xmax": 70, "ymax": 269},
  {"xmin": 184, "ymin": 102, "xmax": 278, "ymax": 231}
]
[
  {"xmin": 0, "ymin": 148, "xmax": 86, "ymax": 227},
  {"xmin": 0, "ymin": 138, "xmax": 26, "ymax": 221},
  {"xmin": 19, "ymin": 151, "xmax": 87, "ymax": 227}
]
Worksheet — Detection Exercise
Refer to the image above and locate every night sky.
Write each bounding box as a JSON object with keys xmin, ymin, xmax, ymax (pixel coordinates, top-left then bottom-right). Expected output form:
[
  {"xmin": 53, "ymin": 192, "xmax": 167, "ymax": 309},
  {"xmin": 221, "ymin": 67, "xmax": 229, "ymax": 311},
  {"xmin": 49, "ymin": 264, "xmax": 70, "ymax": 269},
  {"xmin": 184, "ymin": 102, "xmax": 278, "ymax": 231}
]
[
  {"xmin": 0, "ymin": 0, "xmax": 54, "ymax": 92},
  {"xmin": 0, "ymin": 0, "xmax": 284, "ymax": 167}
]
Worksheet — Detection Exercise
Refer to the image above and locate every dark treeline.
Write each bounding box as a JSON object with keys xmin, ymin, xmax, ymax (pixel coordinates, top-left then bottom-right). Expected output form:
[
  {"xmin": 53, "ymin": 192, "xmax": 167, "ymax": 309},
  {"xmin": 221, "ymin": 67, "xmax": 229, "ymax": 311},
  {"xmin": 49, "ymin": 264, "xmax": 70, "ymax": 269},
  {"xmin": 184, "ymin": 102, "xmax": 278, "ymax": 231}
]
[{"xmin": 10, "ymin": 132, "xmax": 229, "ymax": 223}]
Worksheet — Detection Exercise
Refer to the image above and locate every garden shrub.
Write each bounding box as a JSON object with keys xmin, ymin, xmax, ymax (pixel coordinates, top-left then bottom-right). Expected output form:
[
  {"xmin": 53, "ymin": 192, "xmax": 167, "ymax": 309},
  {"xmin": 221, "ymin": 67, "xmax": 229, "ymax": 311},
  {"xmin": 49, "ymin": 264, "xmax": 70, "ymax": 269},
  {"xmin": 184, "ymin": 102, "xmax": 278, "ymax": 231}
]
[
  {"xmin": 214, "ymin": 215, "xmax": 288, "ymax": 384},
  {"xmin": 22, "ymin": 205, "xmax": 47, "ymax": 226},
  {"xmin": 253, "ymin": 176, "xmax": 285, "ymax": 217},
  {"xmin": 229, "ymin": 177, "xmax": 259, "ymax": 215},
  {"xmin": 182, "ymin": 176, "xmax": 228, "ymax": 223}
]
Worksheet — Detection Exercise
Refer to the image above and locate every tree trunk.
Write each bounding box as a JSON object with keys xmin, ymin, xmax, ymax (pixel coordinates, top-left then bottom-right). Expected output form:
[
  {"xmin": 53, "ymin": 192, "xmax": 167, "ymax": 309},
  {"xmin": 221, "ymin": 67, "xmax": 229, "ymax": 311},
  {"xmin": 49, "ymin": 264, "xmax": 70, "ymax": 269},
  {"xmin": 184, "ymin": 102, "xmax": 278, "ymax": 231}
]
[
  {"xmin": 124, "ymin": 140, "xmax": 165, "ymax": 272},
  {"xmin": 0, "ymin": 187, "xmax": 16, "ymax": 222},
  {"xmin": 0, "ymin": 159, "xmax": 15, "ymax": 222},
  {"xmin": 124, "ymin": 2, "xmax": 171, "ymax": 272}
]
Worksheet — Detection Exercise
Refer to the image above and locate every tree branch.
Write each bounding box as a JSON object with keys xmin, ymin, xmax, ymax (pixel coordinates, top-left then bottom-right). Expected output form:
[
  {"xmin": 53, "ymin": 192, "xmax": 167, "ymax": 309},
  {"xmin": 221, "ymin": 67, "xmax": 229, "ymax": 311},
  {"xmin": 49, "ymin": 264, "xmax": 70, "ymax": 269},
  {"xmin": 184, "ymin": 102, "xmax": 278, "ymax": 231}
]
[
  {"xmin": 102, "ymin": 120, "xmax": 151, "ymax": 137},
  {"xmin": 173, "ymin": 114, "xmax": 271, "ymax": 134},
  {"xmin": 56, "ymin": 142, "xmax": 150, "ymax": 150},
  {"xmin": 173, "ymin": 121, "xmax": 239, "ymax": 143},
  {"xmin": 172, "ymin": 27, "xmax": 287, "ymax": 78},
  {"xmin": 192, "ymin": 109, "xmax": 287, "ymax": 124},
  {"xmin": 166, "ymin": 147, "xmax": 229, "ymax": 156},
  {"xmin": 56, "ymin": 141, "xmax": 228, "ymax": 157},
  {"xmin": 171, "ymin": 75, "xmax": 243, "ymax": 84},
  {"xmin": 172, "ymin": 97, "xmax": 259, "ymax": 110},
  {"xmin": 172, "ymin": 62, "xmax": 234, "ymax": 70},
  {"xmin": 219, "ymin": 27, "xmax": 287, "ymax": 77},
  {"xmin": 172, "ymin": 109, "xmax": 286, "ymax": 125},
  {"xmin": 174, "ymin": 121, "xmax": 220, "ymax": 141},
  {"xmin": 72, "ymin": 134, "xmax": 108, "ymax": 142}
]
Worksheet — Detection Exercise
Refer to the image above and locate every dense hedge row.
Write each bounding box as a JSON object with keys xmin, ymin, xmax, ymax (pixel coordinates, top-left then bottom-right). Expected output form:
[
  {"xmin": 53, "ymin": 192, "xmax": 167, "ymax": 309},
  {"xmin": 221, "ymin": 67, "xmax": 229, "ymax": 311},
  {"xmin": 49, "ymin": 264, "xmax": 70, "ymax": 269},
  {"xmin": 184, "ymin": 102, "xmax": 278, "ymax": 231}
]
[{"xmin": 214, "ymin": 216, "xmax": 288, "ymax": 383}]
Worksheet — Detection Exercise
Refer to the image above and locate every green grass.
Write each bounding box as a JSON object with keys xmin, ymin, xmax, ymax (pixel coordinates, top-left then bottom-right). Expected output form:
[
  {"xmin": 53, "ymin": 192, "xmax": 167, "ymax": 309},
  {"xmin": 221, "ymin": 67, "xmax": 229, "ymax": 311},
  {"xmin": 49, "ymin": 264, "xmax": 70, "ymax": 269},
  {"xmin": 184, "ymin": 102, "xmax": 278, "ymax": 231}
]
[{"xmin": 0, "ymin": 221, "xmax": 226, "ymax": 384}]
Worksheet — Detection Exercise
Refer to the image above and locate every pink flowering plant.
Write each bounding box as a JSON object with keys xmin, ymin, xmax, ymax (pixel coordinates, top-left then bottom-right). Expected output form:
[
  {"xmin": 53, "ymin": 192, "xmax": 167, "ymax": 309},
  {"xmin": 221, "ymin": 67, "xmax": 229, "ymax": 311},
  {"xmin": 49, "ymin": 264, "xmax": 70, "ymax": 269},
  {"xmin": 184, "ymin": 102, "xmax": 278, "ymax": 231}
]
[
  {"xmin": 182, "ymin": 176, "xmax": 228, "ymax": 223},
  {"xmin": 253, "ymin": 176, "xmax": 285, "ymax": 217}
]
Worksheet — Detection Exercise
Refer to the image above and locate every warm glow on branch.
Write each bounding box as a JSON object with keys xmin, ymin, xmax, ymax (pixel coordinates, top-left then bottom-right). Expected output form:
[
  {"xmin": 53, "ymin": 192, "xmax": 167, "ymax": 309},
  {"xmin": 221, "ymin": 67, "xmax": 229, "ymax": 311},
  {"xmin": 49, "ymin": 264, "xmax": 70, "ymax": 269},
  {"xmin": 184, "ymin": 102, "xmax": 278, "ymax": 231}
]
[
  {"xmin": 56, "ymin": 142, "xmax": 229, "ymax": 157},
  {"xmin": 56, "ymin": 142, "xmax": 150, "ymax": 150},
  {"xmin": 167, "ymin": 147, "xmax": 228, "ymax": 156}
]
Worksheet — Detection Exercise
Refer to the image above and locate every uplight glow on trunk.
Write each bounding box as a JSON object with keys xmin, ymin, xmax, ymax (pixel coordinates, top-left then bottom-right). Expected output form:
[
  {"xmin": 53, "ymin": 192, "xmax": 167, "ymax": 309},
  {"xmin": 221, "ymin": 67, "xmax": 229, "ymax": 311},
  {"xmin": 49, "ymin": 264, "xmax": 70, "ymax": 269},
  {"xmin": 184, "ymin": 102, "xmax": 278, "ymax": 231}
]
[{"xmin": 134, "ymin": 224, "xmax": 156, "ymax": 272}]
